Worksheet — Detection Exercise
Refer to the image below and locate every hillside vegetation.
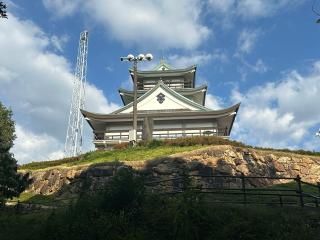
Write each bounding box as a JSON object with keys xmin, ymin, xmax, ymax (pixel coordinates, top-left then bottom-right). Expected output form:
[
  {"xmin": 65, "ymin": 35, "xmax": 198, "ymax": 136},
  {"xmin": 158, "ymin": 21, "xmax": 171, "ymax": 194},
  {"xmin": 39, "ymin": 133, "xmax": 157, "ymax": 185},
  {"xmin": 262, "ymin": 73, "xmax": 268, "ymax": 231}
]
[
  {"xmin": 3, "ymin": 137, "xmax": 320, "ymax": 240},
  {"xmin": 19, "ymin": 136, "xmax": 320, "ymax": 171},
  {"xmin": 1, "ymin": 168, "xmax": 320, "ymax": 240}
]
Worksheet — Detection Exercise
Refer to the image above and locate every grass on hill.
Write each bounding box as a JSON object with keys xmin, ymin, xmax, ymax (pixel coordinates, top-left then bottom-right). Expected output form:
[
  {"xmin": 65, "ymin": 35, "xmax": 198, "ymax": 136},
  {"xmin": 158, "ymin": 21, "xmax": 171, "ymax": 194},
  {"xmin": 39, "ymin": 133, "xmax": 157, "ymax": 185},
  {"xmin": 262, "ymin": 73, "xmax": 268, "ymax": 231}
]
[
  {"xmin": 10, "ymin": 192, "xmax": 55, "ymax": 205},
  {"xmin": 19, "ymin": 145, "xmax": 201, "ymax": 170},
  {"xmin": 19, "ymin": 136, "xmax": 320, "ymax": 171}
]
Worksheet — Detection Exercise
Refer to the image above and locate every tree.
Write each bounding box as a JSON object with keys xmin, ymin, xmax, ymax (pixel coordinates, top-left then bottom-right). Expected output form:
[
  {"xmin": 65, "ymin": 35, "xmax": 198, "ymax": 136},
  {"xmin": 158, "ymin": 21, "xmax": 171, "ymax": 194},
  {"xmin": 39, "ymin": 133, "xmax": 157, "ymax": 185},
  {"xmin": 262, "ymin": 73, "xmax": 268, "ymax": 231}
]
[
  {"xmin": 0, "ymin": 102, "xmax": 31, "ymax": 206},
  {"xmin": 0, "ymin": 2, "xmax": 7, "ymax": 19}
]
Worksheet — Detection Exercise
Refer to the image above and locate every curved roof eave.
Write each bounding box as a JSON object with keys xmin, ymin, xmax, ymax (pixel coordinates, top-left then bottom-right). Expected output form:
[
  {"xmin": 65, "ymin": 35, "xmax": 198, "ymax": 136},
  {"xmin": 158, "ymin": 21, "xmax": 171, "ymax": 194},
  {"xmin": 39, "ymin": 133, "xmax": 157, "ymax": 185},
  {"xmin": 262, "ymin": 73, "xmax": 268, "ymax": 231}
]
[
  {"xmin": 118, "ymin": 84, "xmax": 207, "ymax": 95},
  {"xmin": 80, "ymin": 102, "xmax": 240, "ymax": 120},
  {"xmin": 129, "ymin": 65, "xmax": 197, "ymax": 74}
]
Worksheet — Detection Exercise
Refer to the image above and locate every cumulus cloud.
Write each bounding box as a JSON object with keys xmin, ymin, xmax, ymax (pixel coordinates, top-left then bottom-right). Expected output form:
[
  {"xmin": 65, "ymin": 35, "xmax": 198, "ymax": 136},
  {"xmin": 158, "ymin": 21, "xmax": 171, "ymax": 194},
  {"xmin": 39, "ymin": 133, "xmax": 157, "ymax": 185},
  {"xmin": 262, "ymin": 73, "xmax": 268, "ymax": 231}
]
[
  {"xmin": 43, "ymin": 0, "xmax": 210, "ymax": 50},
  {"xmin": 205, "ymin": 94, "xmax": 224, "ymax": 110},
  {"xmin": 208, "ymin": 0, "xmax": 303, "ymax": 20},
  {"xmin": 231, "ymin": 62, "xmax": 320, "ymax": 151},
  {"xmin": 89, "ymin": 0, "xmax": 210, "ymax": 49},
  {"xmin": 12, "ymin": 125, "xmax": 64, "ymax": 164},
  {"xmin": 0, "ymin": 15, "xmax": 119, "ymax": 163}
]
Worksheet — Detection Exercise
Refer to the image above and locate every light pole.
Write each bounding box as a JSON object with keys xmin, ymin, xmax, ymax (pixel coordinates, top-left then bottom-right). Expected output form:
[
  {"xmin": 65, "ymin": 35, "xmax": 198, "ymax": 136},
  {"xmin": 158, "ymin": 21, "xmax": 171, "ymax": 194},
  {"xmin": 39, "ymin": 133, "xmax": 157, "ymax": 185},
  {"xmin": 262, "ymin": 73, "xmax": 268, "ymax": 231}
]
[{"xmin": 121, "ymin": 53, "xmax": 153, "ymax": 146}]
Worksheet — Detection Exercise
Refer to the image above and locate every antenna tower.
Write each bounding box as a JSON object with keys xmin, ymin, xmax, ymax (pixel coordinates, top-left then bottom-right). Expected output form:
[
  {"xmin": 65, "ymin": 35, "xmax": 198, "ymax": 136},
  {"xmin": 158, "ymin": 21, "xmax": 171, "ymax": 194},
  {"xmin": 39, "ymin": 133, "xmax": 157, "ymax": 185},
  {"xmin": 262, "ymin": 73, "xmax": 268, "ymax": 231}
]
[{"xmin": 65, "ymin": 30, "xmax": 89, "ymax": 157}]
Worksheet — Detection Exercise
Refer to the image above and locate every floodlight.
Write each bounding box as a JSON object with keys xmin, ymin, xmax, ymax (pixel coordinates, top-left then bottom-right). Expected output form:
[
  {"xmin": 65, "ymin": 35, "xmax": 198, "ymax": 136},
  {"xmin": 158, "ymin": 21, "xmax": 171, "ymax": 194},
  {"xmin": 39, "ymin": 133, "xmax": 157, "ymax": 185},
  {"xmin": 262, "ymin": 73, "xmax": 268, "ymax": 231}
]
[
  {"xmin": 137, "ymin": 54, "xmax": 145, "ymax": 61},
  {"xmin": 145, "ymin": 53, "xmax": 153, "ymax": 61},
  {"xmin": 127, "ymin": 54, "xmax": 135, "ymax": 61}
]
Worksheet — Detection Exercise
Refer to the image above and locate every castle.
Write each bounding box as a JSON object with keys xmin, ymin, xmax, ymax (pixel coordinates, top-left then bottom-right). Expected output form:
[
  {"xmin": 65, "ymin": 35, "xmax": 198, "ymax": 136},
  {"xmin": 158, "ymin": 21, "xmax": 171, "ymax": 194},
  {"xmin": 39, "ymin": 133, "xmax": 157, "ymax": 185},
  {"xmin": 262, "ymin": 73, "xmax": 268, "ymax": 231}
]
[{"xmin": 81, "ymin": 60, "xmax": 240, "ymax": 149}]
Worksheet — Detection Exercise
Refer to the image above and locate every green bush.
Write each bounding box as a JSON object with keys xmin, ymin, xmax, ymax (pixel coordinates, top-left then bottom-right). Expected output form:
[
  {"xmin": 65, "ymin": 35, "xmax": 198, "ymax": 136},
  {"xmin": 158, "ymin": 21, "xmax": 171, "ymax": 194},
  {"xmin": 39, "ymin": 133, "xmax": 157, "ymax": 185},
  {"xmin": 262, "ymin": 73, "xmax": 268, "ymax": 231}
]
[
  {"xmin": 113, "ymin": 142, "xmax": 129, "ymax": 149},
  {"xmin": 1, "ymin": 169, "xmax": 320, "ymax": 240},
  {"xmin": 163, "ymin": 136, "xmax": 246, "ymax": 148},
  {"xmin": 101, "ymin": 167, "xmax": 145, "ymax": 213},
  {"xmin": 147, "ymin": 139, "xmax": 164, "ymax": 148}
]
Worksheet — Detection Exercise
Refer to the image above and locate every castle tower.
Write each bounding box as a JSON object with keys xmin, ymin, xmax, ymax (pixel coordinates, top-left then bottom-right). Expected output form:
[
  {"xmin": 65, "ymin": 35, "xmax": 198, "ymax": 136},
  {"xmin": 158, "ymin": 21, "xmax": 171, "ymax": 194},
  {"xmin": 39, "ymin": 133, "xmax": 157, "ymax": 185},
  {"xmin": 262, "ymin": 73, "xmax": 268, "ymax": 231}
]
[{"xmin": 81, "ymin": 60, "xmax": 240, "ymax": 149}]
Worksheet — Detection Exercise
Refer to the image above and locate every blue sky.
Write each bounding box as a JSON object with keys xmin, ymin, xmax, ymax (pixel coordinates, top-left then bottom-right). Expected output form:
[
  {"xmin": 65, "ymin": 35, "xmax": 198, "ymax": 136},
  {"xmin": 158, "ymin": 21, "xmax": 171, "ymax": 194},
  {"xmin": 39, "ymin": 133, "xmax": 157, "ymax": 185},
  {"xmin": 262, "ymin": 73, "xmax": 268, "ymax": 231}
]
[{"xmin": 1, "ymin": 0, "xmax": 320, "ymax": 164}]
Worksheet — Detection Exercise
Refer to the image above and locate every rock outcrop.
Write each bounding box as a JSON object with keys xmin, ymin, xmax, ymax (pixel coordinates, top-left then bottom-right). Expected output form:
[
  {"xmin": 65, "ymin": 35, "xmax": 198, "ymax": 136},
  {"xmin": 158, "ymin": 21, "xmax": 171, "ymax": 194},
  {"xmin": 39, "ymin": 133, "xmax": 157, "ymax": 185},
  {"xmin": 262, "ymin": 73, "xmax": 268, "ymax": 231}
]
[{"xmin": 23, "ymin": 145, "xmax": 320, "ymax": 196}]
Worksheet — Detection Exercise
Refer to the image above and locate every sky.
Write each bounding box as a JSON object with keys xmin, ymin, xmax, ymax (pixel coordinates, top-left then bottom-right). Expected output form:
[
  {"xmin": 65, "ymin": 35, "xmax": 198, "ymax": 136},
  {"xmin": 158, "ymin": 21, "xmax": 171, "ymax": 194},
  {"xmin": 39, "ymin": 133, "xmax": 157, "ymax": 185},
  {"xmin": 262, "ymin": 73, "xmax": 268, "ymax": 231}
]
[{"xmin": 1, "ymin": 0, "xmax": 320, "ymax": 164}]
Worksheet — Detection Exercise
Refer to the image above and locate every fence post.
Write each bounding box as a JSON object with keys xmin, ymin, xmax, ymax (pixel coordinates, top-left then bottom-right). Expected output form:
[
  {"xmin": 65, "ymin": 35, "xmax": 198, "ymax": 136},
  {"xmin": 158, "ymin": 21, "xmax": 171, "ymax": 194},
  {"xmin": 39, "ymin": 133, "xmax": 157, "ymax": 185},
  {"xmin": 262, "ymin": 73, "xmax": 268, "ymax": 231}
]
[
  {"xmin": 279, "ymin": 195, "xmax": 283, "ymax": 207},
  {"xmin": 16, "ymin": 200, "xmax": 21, "ymax": 213},
  {"xmin": 241, "ymin": 173, "xmax": 247, "ymax": 205},
  {"xmin": 296, "ymin": 175, "xmax": 304, "ymax": 207}
]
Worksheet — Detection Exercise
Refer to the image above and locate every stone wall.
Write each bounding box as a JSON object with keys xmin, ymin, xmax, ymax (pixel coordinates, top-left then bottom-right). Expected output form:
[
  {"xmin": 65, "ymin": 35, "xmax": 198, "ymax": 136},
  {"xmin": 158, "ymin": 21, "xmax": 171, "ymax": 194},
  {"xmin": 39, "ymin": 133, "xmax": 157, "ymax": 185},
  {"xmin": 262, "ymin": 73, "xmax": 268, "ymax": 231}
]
[{"xmin": 23, "ymin": 145, "xmax": 320, "ymax": 196}]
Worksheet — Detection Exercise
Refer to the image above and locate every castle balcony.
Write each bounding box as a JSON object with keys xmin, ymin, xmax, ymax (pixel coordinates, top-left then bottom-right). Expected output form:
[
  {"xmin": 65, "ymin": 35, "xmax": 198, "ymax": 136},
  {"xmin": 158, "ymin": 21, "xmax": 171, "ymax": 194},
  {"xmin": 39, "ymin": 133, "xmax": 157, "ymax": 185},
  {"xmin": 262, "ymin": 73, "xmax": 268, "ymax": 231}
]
[{"xmin": 93, "ymin": 127, "xmax": 229, "ymax": 147}]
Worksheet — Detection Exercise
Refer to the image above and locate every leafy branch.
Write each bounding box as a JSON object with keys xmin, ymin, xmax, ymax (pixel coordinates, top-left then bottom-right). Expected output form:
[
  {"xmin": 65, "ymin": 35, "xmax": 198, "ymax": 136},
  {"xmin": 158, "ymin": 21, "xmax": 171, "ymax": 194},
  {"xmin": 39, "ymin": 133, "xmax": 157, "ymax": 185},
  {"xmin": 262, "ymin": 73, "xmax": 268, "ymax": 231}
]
[{"xmin": 0, "ymin": 1, "xmax": 7, "ymax": 19}]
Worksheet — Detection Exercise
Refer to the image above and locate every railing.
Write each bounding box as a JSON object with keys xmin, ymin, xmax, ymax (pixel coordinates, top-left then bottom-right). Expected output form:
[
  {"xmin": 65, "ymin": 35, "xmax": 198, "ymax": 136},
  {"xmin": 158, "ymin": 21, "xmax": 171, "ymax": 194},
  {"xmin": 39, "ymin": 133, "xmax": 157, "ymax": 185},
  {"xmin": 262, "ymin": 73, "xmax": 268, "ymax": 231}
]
[
  {"xmin": 94, "ymin": 134, "xmax": 142, "ymax": 141},
  {"xmin": 145, "ymin": 174, "xmax": 320, "ymax": 208},
  {"xmin": 4, "ymin": 174, "xmax": 320, "ymax": 213},
  {"xmin": 152, "ymin": 130, "xmax": 227, "ymax": 139},
  {"xmin": 94, "ymin": 128, "xmax": 229, "ymax": 142}
]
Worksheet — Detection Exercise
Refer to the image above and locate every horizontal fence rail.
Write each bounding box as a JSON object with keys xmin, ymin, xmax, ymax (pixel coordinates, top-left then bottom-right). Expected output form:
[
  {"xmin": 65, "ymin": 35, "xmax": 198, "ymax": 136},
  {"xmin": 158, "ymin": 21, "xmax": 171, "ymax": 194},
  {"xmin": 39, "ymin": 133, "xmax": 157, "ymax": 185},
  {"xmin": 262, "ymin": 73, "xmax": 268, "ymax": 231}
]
[
  {"xmin": 145, "ymin": 174, "xmax": 320, "ymax": 208},
  {"xmin": 4, "ymin": 174, "xmax": 320, "ymax": 212}
]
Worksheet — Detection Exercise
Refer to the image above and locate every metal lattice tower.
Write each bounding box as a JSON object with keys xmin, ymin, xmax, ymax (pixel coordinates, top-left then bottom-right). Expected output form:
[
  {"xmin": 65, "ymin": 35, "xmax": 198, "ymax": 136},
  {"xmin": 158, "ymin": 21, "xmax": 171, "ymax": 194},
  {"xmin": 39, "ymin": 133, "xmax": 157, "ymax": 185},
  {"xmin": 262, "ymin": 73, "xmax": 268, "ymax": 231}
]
[{"xmin": 64, "ymin": 30, "xmax": 89, "ymax": 157}]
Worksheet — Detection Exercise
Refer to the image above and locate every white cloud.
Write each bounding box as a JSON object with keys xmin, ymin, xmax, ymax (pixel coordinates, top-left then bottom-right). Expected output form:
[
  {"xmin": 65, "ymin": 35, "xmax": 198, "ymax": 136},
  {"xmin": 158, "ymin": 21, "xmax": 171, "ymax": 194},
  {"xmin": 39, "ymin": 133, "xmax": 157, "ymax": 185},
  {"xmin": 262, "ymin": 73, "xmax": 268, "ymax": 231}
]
[
  {"xmin": 42, "ymin": 0, "xmax": 82, "ymax": 17},
  {"xmin": 12, "ymin": 125, "xmax": 64, "ymax": 164},
  {"xmin": 91, "ymin": 0, "xmax": 210, "ymax": 49},
  {"xmin": 237, "ymin": 58, "xmax": 268, "ymax": 81},
  {"xmin": 248, "ymin": 59, "xmax": 268, "ymax": 73},
  {"xmin": 235, "ymin": 29, "xmax": 267, "ymax": 80},
  {"xmin": 50, "ymin": 34, "xmax": 69, "ymax": 52},
  {"xmin": 0, "ymin": 15, "xmax": 119, "ymax": 163},
  {"xmin": 168, "ymin": 50, "xmax": 228, "ymax": 69},
  {"xmin": 168, "ymin": 52, "xmax": 212, "ymax": 68},
  {"xmin": 207, "ymin": 0, "xmax": 235, "ymax": 13},
  {"xmin": 0, "ymin": 67, "xmax": 18, "ymax": 83},
  {"xmin": 236, "ymin": 0, "xmax": 302, "ymax": 19},
  {"xmin": 43, "ymin": 0, "xmax": 210, "ymax": 50},
  {"xmin": 205, "ymin": 94, "xmax": 223, "ymax": 110},
  {"xmin": 208, "ymin": 0, "xmax": 303, "ymax": 20},
  {"xmin": 232, "ymin": 62, "xmax": 320, "ymax": 151},
  {"xmin": 237, "ymin": 29, "xmax": 260, "ymax": 55}
]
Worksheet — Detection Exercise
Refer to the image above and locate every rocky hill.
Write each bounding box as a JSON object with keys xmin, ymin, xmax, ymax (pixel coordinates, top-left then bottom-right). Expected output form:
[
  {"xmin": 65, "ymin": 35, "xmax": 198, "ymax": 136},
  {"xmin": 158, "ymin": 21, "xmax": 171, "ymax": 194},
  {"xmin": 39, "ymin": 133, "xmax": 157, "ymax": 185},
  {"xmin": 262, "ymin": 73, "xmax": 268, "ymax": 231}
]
[{"xmin": 23, "ymin": 145, "xmax": 320, "ymax": 196}]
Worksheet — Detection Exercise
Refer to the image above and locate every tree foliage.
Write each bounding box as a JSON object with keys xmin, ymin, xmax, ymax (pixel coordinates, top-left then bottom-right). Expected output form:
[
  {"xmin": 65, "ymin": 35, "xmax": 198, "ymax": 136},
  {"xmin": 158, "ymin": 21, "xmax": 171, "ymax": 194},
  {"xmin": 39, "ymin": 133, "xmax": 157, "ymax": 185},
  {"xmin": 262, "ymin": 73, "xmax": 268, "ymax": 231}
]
[
  {"xmin": 0, "ymin": 102, "xmax": 31, "ymax": 205},
  {"xmin": 0, "ymin": 1, "xmax": 7, "ymax": 19}
]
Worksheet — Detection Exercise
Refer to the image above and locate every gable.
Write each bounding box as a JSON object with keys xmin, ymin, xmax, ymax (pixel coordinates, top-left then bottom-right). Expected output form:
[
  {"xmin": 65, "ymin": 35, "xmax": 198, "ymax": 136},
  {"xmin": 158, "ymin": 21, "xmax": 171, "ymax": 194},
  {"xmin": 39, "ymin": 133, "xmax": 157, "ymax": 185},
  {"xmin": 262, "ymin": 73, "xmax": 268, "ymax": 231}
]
[
  {"xmin": 114, "ymin": 81, "xmax": 209, "ymax": 114},
  {"xmin": 156, "ymin": 64, "xmax": 170, "ymax": 71},
  {"xmin": 152, "ymin": 60, "xmax": 173, "ymax": 71},
  {"xmin": 119, "ymin": 84, "xmax": 207, "ymax": 106}
]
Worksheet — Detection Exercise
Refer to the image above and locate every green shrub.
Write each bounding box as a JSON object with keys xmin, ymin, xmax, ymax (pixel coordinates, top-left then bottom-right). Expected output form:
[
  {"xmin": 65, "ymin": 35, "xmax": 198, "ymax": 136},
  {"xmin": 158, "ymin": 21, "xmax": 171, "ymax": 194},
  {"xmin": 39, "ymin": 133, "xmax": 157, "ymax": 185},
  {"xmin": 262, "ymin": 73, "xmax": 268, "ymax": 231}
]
[
  {"xmin": 113, "ymin": 142, "xmax": 129, "ymax": 150},
  {"xmin": 101, "ymin": 167, "xmax": 145, "ymax": 213},
  {"xmin": 163, "ymin": 136, "xmax": 246, "ymax": 148},
  {"xmin": 147, "ymin": 139, "xmax": 164, "ymax": 148},
  {"xmin": 2, "ymin": 179, "xmax": 320, "ymax": 240}
]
